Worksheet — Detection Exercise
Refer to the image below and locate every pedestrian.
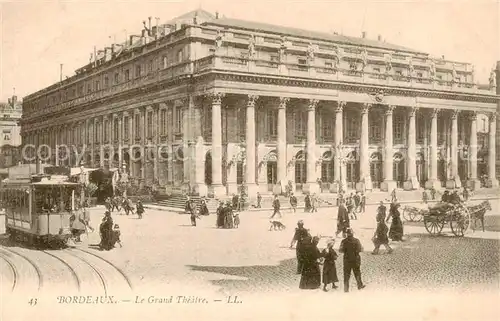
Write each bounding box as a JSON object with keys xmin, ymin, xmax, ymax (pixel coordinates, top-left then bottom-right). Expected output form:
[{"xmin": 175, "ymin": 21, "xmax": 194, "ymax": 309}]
[
  {"xmin": 99, "ymin": 211, "xmax": 114, "ymax": 251},
  {"xmin": 70, "ymin": 203, "xmax": 86, "ymax": 242},
  {"xmin": 105, "ymin": 197, "xmax": 112, "ymax": 212},
  {"xmin": 190, "ymin": 209, "xmax": 200, "ymax": 227},
  {"xmin": 256, "ymin": 192, "xmax": 262, "ymax": 208},
  {"xmin": 304, "ymin": 194, "xmax": 311, "ymax": 212},
  {"xmin": 199, "ymin": 199, "xmax": 209, "ymax": 216},
  {"xmin": 112, "ymin": 224, "xmax": 122, "ymax": 248},
  {"xmin": 270, "ymin": 195, "xmax": 281, "ymax": 219},
  {"xmin": 216, "ymin": 201, "xmax": 225, "ymax": 228},
  {"xmin": 321, "ymin": 240, "xmax": 339, "ymax": 291},
  {"xmin": 430, "ymin": 187, "xmax": 436, "ymax": 200},
  {"xmin": 347, "ymin": 193, "xmax": 356, "ymax": 220},
  {"xmin": 224, "ymin": 201, "xmax": 234, "ymax": 228},
  {"xmin": 299, "ymin": 236, "xmax": 322, "ymax": 290},
  {"xmin": 337, "ymin": 192, "xmax": 344, "ymax": 207},
  {"xmin": 391, "ymin": 188, "xmax": 397, "ymax": 203},
  {"xmin": 136, "ymin": 200, "xmax": 144, "ymax": 219},
  {"xmin": 233, "ymin": 211, "xmax": 240, "ymax": 228},
  {"xmin": 339, "ymin": 228, "xmax": 365, "ymax": 292},
  {"xmin": 290, "ymin": 220, "xmax": 311, "ymax": 274},
  {"xmin": 462, "ymin": 187, "xmax": 470, "ymax": 201},
  {"xmin": 335, "ymin": 198, "xmax": 350, "ymax": 238},
  {"xmin": 353, "ymin": 192, "xmax": 360, "ymax": 213},
  {"xmin": 387, "ymin": 202, "xmax": 404, "ymax": 242},
  {"xmin": 377, "ymin": 201, "xmax": 387, "ymax": 222},
  {"xmin": 289, "ymin": 193, "xmax": 298, "ymax": 213},
  {"xmin": 360, "ymin": 193, "xmax": 366, "ymax": 213},
  {"xmin": 372, "ymin": 214, "xmax": 392, "ymax": 255},
  {"xmin": 232, "ymin": 194, "xmax": 239, "ymax": 211},
  {"xmin": 311, "ymin": 194, "xmax": 318, "ymax": 212},
  {"xmin": 422, "ymin": 190, "xmax": 428, "ymax": 204},
  {"xmin": 111, "ymin": 195, "xmax": 121, "ymax": 212}
]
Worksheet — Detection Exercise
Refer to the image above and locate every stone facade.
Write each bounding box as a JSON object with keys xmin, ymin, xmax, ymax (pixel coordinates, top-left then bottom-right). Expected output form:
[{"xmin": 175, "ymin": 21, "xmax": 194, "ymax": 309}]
[{"xmin": 21, "ymin": 10, "xmax": 500, "ymax": 196}]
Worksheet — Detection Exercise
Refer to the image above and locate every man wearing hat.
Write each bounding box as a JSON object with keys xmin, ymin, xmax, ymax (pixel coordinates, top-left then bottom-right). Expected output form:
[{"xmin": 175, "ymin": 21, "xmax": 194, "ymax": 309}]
[
  {"xmin": 290, "ymin": 220, "xmax": 311, "ymax": 274},
  {"xmin": 339, "ymin": 228, "xmax": 365, "ymax": 292},
  {"xmin": 335, "ymin": 198, "xmax": 350, "ymax": 238}
]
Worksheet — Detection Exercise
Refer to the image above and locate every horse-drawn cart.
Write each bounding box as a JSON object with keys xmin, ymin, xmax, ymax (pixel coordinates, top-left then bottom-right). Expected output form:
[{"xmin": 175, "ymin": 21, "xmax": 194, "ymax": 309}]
[
  {"xmin": 402, "ymin": 205, "xmax": 425, "ymax": 222},
  {"xmin": 422, "ymin": 203, "xmax": 471, "ymax": 237}
]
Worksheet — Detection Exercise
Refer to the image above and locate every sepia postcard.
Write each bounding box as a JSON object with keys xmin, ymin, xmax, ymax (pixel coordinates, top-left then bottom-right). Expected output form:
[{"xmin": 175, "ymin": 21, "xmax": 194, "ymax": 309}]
[{"xmin": 0, "ymin": 0, "xmax": 499, "ymax": 320}]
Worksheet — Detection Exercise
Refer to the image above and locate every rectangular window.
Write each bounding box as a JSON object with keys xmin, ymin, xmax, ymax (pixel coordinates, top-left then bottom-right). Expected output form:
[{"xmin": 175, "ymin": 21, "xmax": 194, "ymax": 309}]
[
  {"xmin": 95, "ymin": 122, "xmax": 101, "ymax": 143},
  {"xmin": 177, "ymin": 49, "xmax": 183, "ymax": 63},
  {"xmin": 114, "ymin": 73, "xmax": 119, "ymax": 84},
  {"xmin": 135, "ymin": 65, "xmax": 141, "ymax": 78},
  {"xmin": 160, "ymin": 109, "xmax": 166, "ymax": 135},
  {"xmin": 295, "ymin": 162, "xmax": 306, "ymax": 183},
  {"xmin": 345, "ymin": 114, "xmax": 359, "ymax": 143},
  {"xmin": 295, "ymin": 111, "xmax": 306, "ymax": 137},
  {"xmin": 95, "ymin": 80, "xmax": 100, "ymax": 91},
  {"xmin": 114, "ymin": 118, "xmax": 119, "ymax": 141},
  {"xmin": 87, "ymin": 123, "xmax": 92, "ymax": 143},
  {"xmin": 148, "ymin": 60, "xmax": 153, "ymax": 72},
  {"xmin": 416, "ymin": 114, "xmax": 425, "ymax": 144},
  {"xmin": 163, "ymin": 56, "xmax": 168, "ymax": 69},
  {"xmin": 147, "ymin": 111, "xmax": 153, "ymax": 137},
  {"xmin": 125, "ymin": 69, "xmax": 130, "ymax": 81},
  {"xmin": 298, "ymin": 58, "xmax": 307, "ymax": 65},
  {"xmin": 79, "ymin": 85, "xmax": 84, "ymax": 96},
  {"xmin": 369, "ymin": 112, "xmax": 382, "ymax": 143},
  {"xmin": 124, "ymin": 116, "xmax": 129, "ymax": 139},
  {"xmin": 104, "ymin": 76, "xmax": 109, "ymax": 88},
  {"xmin": 325, "ymin": 62, "xmax": 333, "ymax": 68},
  {"xmin": 236, "ymin": 163, "xmax": 244, "ymax": 185},
  {"xmin": 87, "ymin": 84, "xmax": 92, "ymax": 93},
  {"xmin": 321, "ymin": 114, "xmax": 333, "ymax": 138},
  {"xmin": 175, "ymin": 108, "xmax": 182, "ymax": 133},
  {"xmin": 373, "ymin": 68, "xmax": 381, "ymax": 73},
  {"xmin": 267, "ymin": 110, "xmax": 278, "ymax": 137},
  {"xmin": 394, "ymin": 114, "xmax": 404, "ymax": 143},
  {"xmin": 270, "ymin": 55, "xmax": 279, "ymax": 62},
  {"xmin": 104, "ymin": 118, "xmax": 109, "ymax": 142},
  {"xmin": 135, "ymin": 114, "xmax": 140, "ymax": 138}
]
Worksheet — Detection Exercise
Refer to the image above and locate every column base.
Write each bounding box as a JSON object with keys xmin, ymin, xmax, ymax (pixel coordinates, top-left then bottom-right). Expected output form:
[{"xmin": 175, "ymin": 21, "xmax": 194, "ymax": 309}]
[
  {"xmin": 212, "ymin": 184, "xmax": 227, "ymax": 198},
  {"xmin": 466, "ymin": 179, "xmax": 481, "ymax": 191},
  {"xmin": 246, "ymin": 184, "xmax": 260, "ymax": 198},
  {"xmin": 446, "ymin": 177, "xmax": 462, "ymax": 189},
  {"xmin": 404, "ymin": 176, "xmax": 420, "ymax": 190},
  {"xmin": 487, "ymin": 178, "xmax": 499, "ymax": 188},
  {"xmin": 380, "ymin": 180, "xmax": 397, "ymax": 192},
  {"xmin": 303, "ymin": 182, "xmax": 320, "ymax": 195},
  {"xmin": 425, "ymin": 179, "xmax": 442, "ymax": 190},
  {"xmin": 192, "ymin": 183, "xmax": 208, "ymax": 197}
]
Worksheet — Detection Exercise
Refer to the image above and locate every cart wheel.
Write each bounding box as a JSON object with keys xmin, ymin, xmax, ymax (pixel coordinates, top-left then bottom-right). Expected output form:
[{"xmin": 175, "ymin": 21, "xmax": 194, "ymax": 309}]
[
  {"xmin": 402, "ymin": 207, "xmax": 413, "ymax": 222},
  {"xmin": 424, "ymin": 216, "xmax": 445, "ymax": 235},
  {"xmin": 408, "ymin": 210, "xmax": 418, "ymax": 222},
  {"xmin": 450, "ymin": 207, "xmax": 471, "ymax": 237}
]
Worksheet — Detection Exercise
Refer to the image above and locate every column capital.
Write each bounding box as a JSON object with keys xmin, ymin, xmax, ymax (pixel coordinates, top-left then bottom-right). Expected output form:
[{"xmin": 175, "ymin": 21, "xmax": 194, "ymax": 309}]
[
  {"xmin": 247, "ymin": 94, "xmax": 259, "ymax": 108},
  {"xmin": 489, "ymin": 112, "xmax": 498, "ymax": 122},
  {"xmin": 385, "ymin": 105, "xmax": 395, "ymax": 115},
  {"xmin": 335, "ymin": 101, "xmax": 346, "ymax": 113},
  {"xmin": 409, "ymin": 106, "xmax": 419, "ymax": 117},
  {"xmin": 207, "ymin": 92, "xmax": 225, "ymax": 105},
  {"xmin": 361, "ymin": 103, "xmax": 372, "ymax": 114},
  {"xmin": 307, "ymin": 99, "xmax": 319, "ymax": 111},
  {"xmin": 469, "ymin": 111, "xmax": 478, "ymax": 121},
  {"xmin": 430, "ymin": 108, "xmax": 440, "ymax": 118},
  {"xmin": 278, "ymin": 97, "xmax": 290, "ymax": 109},
  {"xmin": 451, "ymin": 109, "xmax": 459, "ymax": 120}
]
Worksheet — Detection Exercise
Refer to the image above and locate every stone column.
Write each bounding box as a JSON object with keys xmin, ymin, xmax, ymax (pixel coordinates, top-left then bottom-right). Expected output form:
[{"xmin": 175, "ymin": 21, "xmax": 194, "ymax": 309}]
[
  {"xmin": 118, "ymin": 114, "xmax": 123, "ymax": 167},
  {"xmin": 359, "ymin": 103, "xmax": 371, "ymax": 191},
  {"xmin": 153, "ymin": 105, "xmax": 159, "ymax": 181},
  {"xmin": 334, "ymin": 101, "xmax": 345, "ymax": 192},
  {"xmin": 488, "ymin": 113, "xmax": 499, "ymax": 187},
  {"xmin": 446, "ymin": 110, "xmax": 462, "ymax": 188},
  {"xmin": 277, "ymin": 97, "xmax": 289, "ymax": 193},
  {"xmin": 305, "ymin": 99, "xmax": 319, "ymax": 194},
  {"xmin": 99, "ymin": 117, "xmax": 105, "ymax": 168},
  {"xmin": 467, "ymin": 112, "xmax": 480, "ymax": 189},
  {"xmin": 425, "ymin": 109, "xmax": 441, "ymax": 189},
  {"xmin": 246, "ymin": 94, "xmax": 259, "ymax": 196},
  {"xmin": 140, "ymin": 108, "xmax": 146, "ymax": 189},
  {"xmin": 210, "ymin": 92, "xmax": 226, "ymax": 197},
  {"xmin": 406, "ymin": 106, "xmax": 419, "ymax": 189},
  {"xmin": 381, "ymin": 105, "xmax": 397, "ymax": 192}
]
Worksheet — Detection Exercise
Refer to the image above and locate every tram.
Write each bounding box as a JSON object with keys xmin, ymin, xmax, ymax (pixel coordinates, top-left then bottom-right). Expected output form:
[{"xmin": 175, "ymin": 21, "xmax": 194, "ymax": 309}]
[{"xmin": 1, "ymin": 164, "xmax": 79, "ymax": 248}]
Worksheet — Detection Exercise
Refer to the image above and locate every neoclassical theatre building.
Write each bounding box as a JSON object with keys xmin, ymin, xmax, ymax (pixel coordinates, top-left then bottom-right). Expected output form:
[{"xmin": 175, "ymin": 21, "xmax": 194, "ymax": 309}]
[{"xmin": 21, "ymin": 10, "xmax": 500, "ymax": 197}]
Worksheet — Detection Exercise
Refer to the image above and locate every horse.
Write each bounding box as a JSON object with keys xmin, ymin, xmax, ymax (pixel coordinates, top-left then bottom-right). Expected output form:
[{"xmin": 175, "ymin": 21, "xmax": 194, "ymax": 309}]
[{"xmin": 468, "ymin": 200, "xmax": 492, "ymax": 232}]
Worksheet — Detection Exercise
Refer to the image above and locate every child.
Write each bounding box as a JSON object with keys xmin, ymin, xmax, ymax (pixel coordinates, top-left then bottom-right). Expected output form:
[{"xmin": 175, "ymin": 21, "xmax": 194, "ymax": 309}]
[
  {"xmin": 112, "ymin": 224, "xmax": 122, "ymax": 248},
  {"xmin": 233, "ymin": 212, "xmax": 240, "ymax": 228},
  {"xmin": 136, "ymin": 200, "xmax": 144, "ymax": 219},
  {"xmin": 321, "ymin": 240, "xmax": 339, "ymax": 291}
]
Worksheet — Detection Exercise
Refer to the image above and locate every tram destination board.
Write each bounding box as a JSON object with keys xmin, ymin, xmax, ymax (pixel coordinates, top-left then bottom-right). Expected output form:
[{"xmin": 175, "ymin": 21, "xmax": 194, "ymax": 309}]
[{"xmin": 44, "ymin": 166, "xmax": 71, "ymax": 176}]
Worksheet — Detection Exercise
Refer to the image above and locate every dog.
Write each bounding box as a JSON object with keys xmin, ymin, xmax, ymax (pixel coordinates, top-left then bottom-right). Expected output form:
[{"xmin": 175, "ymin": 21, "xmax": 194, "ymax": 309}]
[{"xmin": 269, "ymin": 220, "xmax": 286, "ymax": 231}]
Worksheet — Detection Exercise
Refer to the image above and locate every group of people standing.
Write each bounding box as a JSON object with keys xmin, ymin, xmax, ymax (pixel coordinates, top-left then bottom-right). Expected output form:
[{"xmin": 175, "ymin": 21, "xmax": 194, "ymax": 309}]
[
  {"xmin": 216, "ymin": 200, "xmax": 240, "ymax": 229},
  {"xmin": 105, "ymin": 195, "xmax": 144, "ymax": 218},
  {"xmin": 338, "ymin": 191, "xmax": 366, "ymax": 220},
  {"xmin": 291, "ymin": 220, "xmax": 365, "ymax": 292}
]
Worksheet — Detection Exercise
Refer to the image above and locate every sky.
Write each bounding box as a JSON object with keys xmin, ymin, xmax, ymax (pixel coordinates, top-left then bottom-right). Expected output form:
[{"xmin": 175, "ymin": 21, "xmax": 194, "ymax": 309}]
[{"xmin": 0, "ymin": 0, "xmax": 499, "ymax": 101}]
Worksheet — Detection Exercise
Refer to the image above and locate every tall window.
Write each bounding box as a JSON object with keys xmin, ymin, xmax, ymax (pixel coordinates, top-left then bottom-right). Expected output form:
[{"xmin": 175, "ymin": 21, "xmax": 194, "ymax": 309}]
[
  {"xmin": 104, "ymin": 118, "xmax": 109, "ymax": 142},
  {"xmin": 95, "ymin": 80, "xmax": 100, "ymax": 91},
  {"xmin": 416, "ymin": 114, "xmax": 425, "ymax": 144},
  {"xmin": 135, "ymin": 65, "xmax": 141, "ymax": 78},
  {"xmin": 123, "ymin": 116, "xmax": 129, "ymax": 139},
  {"xmin": 147, "ymin": 111, "xmax": 153, "ymax": 137},
  {"xmin": 163, "ymin": 56, "xmax": 168, "ymax": 69},
  {"xmin": 345, "ymin": 113, "xmax": 359, "ymax": 143},
  {"xmin": 175, "ymin": 107, "xmax": 182, "ymax": 133},
  {"xmin": 369, "ymin": 112, "xmax": 382, "ymax": 143},
  {"xmin": 236, "ymin": 162, "xmax": 244, "ymax": 184},
  {"xmin": 394, "ymin": 114, "xmax": 404, "ymax": 144},
  {"xmin": 95, "ymin": 122, "xmax": 101, "ymax": 143},
  {"xmin": 125, "ymin": 69, "xmax": 130, "ymax": 81},
  {"xmin": 114, "ymin": 73, "xmax": 119, "ymax": 84},
  {"xmin": 148, "ymin": 60, "xmax": 153, "ymax": 73},
  {"xmin": 113, "ymin": 118, "xmax": 119, "ymax": 141},
  {"xmin": 135, "ymin": 114, "xmax": 141, "ymax": 138},
  {"xmin": 87, "ymin": 123, "xmax": 92, "ymax": 143},
  {"xmin": 104, "ymin": 76, "xmax": 109, "ymax": 88},
  {"xmin": 321, "ymin": 113, "xmax": 333, "ymax": 139},
  {"xmin": 267, "ymin": 110, "xmax": 278, "ymax": 137},
  {"xmin": 177, "ymin": 49, "xmax": 183, "ymax": 63},
  {"xmin": 160, "ymin": 109, "xmax": 166, "ymax": 135},
  {"xmin": 295, "ymin": 111, "xmax": 306, "ymax": 137},
  {"xmin": 295, "ymin": 161, "xmax": 306, "ymax": 183}
]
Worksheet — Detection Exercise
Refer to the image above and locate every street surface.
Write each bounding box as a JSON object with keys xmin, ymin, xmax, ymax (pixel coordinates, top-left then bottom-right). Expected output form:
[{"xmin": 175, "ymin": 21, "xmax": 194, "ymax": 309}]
[{"xmin": 1, "ymin": 199, "xmax": 499, "ymax": 321}]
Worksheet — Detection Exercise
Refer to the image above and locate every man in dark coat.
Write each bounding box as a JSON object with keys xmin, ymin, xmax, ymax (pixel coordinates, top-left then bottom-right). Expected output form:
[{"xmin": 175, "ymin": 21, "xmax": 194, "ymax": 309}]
[
  {"xmin": 290, "ymin": 220, "xmax": 311, "ymax": 274},
  {"xmin": 372, "ymin": 214, "xmax": 392, "ymax": 255},
  {"xmin": 270, "ymin": 195, "xmax": 281, "ymax": 219},
  {"xmin": 99, "ymin": 211, "xmax": 114, "ymax": 251},
  {"xmin": 232, "ymin": 194, "xmax": 239, "ymax": 211},
  {"xmin": 376, "ymin": 201, "xmax": 387, "ymax": 222},
  {"xmin": 256, "ymin": 192, "xmax": 262, "ymax": 208},
  {"xmin": 335, "ymin": 199, "xmax": 350, "ymax": 238},
  {"xmin": 289, "ymin": 193, "xmax": 298, "ymax": 213},
  {"xmin": 360, "ymin": 193, "xmax": 366, "ymax": 213},
  {"xmin": 216, "ymin": 201, "xmax": 225, "ymax": 228},
  {"xmin": 339, "ymin": 228, "xmax": 365, "ymax": 292}
]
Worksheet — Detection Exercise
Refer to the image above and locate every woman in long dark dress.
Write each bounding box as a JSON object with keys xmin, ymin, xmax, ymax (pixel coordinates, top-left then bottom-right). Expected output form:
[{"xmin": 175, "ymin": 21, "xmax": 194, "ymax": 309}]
[
  {"xmin": 99, "ymin": 211, "xmax": 114, "ymax": 250},
  {"xmin": 321, "ymin": 240, "xmax": 338, "ymax": 291},
  {"xmin": 387, "ymin": 203, "xmax": 404, "ymax": 241},
  {"xmin": 216, "ymin": 202, "xmax": 225, "ymax": 228},
  {"xmin": 299, "ymin": 236, "xmax": 322, "ymax": 290}
]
